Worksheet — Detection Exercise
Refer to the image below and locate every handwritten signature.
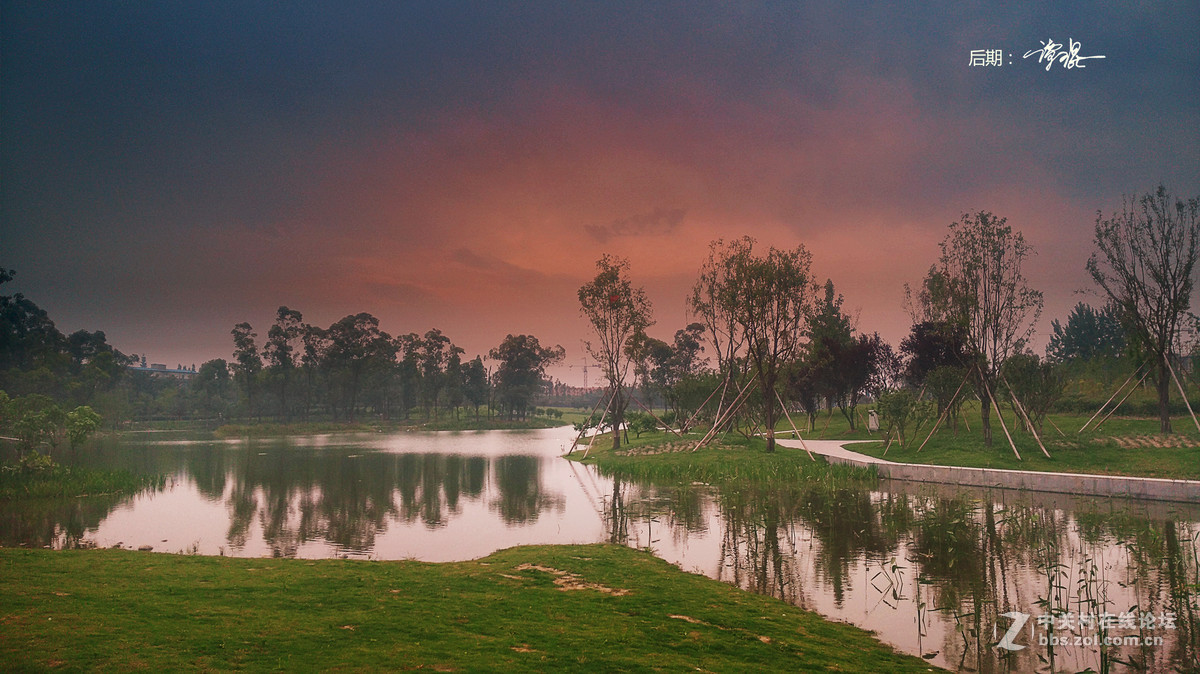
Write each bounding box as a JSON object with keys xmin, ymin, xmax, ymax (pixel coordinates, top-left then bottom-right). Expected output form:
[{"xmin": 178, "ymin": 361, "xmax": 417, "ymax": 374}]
[{"xmin": 1023, "ymin": 39, "xmax": 1105, "ymax": 70}]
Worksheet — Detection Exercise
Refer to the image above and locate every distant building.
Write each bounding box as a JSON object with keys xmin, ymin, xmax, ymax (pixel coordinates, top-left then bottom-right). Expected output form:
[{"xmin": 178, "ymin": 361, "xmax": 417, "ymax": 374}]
[{"xmin": 126, "ymin": 360, "xmax": 197, "ymax": 380}]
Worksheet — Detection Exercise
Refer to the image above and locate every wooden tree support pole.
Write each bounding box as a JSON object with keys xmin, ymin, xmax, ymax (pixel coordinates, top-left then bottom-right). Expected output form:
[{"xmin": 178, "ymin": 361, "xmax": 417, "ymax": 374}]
[
  {"xmin": 695, "ymin": 379, "xmax": 754, "ymax": 449},
  {"xmin": 680, "ymin": 379, "xmax": 726, "ymax": 433},
  {"xmin": 1000, "ymin": 372, "xmax": 1051, "ymax": 458},
  {"xmin": 1045, "ymin": 415, "xmax": 1067, "ymax": 437},
  {"xmin": 1165, "ymin": 356, "xmax": 1200, "ymax": 434},
  {"xmin": 1090, "ymin": 368, "xmax": 1151, "ymax": 433},
  {"xmin": 582, "ymin": 389, "xmax": 619, "ymax": 460},
  {"xmin": 916, "ymin": 367, "xmax": 972, "ymax": 453},
  {"xmin": 775, "ymin": 388, "xmax": 815, "ymax": 460},
  {"xmin": 819, "ymin": 407, "xmax": 834, "ymax": 438},
  {"xmin": 1079, "ymin": 364, "xmax": 1143, "ymax": 433},
  {"xmin": 629, "ymin": 394, "xmax": 683, "ymax": 438},
  {"xmin": 568, "ymin": 390, "xmax": 609, "ymax": 454},
  {"xmin": 697, "ymin": 380, "xmax": 754, "ymax": 448},
  {"xmin": 981, "ymin": 371, "xmax": 1022, "ymax": 461},
  {"xmin": 710, "ymin": 375, "xmax": 736, "ymax": 428}
]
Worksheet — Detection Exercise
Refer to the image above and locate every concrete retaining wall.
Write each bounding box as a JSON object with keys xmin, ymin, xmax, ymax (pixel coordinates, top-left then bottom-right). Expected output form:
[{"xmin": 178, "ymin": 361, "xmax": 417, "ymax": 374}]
[{"xmin": 817, "ymin": 452, "xmax": 1200, "ymax": 504}]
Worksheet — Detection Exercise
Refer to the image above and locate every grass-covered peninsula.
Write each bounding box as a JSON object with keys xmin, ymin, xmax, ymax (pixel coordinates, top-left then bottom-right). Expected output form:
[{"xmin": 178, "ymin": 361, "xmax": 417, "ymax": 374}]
[{"xmin": 0, "ymin": 544, "xmax": 939, "ymax": 672}]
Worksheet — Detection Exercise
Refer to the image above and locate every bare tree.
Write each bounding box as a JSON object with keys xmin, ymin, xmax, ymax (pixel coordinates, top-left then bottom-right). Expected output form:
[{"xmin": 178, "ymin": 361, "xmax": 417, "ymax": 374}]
[
  {"xmin": 579, "ymin": 255, "xmax": 653, "ymax": 450},
  {"xmin": 909, "ymin": 212, "xmax": 1042, "ymax": 447},
  {"xmin": 1087, "ymin": 185, "xmax": 1200, "ymax": 433}
]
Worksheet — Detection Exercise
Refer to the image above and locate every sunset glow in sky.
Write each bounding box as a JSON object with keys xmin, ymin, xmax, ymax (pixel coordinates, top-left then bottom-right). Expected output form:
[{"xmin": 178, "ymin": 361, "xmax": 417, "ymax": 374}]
[{"xmin": 3, "ymin": 2, "xmax": 1198, "ymax": 384}]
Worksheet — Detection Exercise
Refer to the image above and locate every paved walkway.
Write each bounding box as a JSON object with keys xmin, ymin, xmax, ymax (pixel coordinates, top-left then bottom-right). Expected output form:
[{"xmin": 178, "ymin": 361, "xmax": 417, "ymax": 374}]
[{"xmin": 776, "ymin": 438, "xmax": 1200, "ymax": 504}]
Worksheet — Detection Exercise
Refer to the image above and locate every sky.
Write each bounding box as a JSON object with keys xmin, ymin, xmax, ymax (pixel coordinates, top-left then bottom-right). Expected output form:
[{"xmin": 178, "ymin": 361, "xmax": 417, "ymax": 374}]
[{"xmin": 3, "ymin": 2, "xmax": 1198, "ymax": 386}]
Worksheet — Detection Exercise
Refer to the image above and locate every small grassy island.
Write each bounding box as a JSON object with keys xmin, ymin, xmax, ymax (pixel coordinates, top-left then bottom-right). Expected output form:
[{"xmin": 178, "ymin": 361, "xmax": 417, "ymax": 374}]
[
  {"xmin": 0, "ymin": 452, "xmax": 164, "ymax": 501},
  {"xmin": 0, "ymin": 544, "xmax": 939, "ymax": 672}
]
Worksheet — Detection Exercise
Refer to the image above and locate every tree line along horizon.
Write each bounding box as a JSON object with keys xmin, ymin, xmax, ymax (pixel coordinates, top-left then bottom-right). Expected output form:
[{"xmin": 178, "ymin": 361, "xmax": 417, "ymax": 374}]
[{"xmin": 1, "ymin": 185, "xmax": 1197, "ymax": 456}]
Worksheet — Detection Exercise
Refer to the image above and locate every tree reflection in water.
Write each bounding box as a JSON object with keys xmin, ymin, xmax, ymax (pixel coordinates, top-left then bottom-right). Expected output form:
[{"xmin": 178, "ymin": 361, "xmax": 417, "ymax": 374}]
[
  {"xmin": 601, "ymin": 471, "xmax": 1200, "ymax": 673},
  {"xmin": 4, "ymin": 431, "xmax": 1197, "ymax": 672}
]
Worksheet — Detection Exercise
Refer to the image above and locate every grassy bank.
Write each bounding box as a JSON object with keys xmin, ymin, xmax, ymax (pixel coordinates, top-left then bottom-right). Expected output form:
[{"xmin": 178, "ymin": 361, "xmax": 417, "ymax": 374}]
[
  {"xmin": 577, "ymin": 404, "xmax": 1200, "ymax": 481},
  {"xmin": 0, "ymin": 456, "xmax": 164, "ymax": 500},
  {"xmin": 569, "ymin": 431, "xmax": 878, "ymax": 489},
  {"xmin": 854, "ymin": 425, "xmax": 1200, "ymax": 480},
  {"xmin": 213, "ymin": 415, "xmax": 572, "ymax": 437},
  {"xmin": 415, "ymin": 416, "xmax": 569, "ymax": 431},
  {"xmin": 0, "ymin": 545, "xmax": 938, "ymax": 672}
]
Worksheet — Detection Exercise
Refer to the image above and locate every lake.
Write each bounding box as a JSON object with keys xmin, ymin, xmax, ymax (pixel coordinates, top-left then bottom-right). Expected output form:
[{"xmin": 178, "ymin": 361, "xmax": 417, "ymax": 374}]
[{"xmin": 4, "ymin": 427, "xmax": 1197, "ymax": 672}]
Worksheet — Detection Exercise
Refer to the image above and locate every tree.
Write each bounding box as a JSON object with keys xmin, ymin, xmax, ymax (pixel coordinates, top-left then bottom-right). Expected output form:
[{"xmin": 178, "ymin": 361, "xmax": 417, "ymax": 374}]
[
  {"xmin": 713, "ymin": 237, "xmax": 814, "ymax": 452},
  {"xmin": 230, "ymin": 323, "xmax": 263, "ymax": 420},
  {"xmin": 690, "ymin": 240, "xmax": 750, "ymax": 420},
  {"xmin": 262, "ymin": 306, "xmax": 304, "ymax": 420},
  {"xmin": 901, "ymin": 321, "xmax": 970, "ymax": 387},
  {"xmin": 875, "ymin": 389, "xmax": 931, "ymax": 449},
  {"xmin": 192, "ymin": 359, "xmax": 234, "ymax": 419},
  {"xmin": 489, "ymin": 334, "xmax": 564, "ymax": 420},
  {"xmin": 909, "ymin": 212, "xmax": 1043, "ymax": 447},
  {"xmin": 462, "ymin": 356, "xmax": 489, "ymax": 420},
  {"xmin": 579, "ymin": 256, "xmax": 653, "ymax": 450},
  {"xmin": 1087, "ymin": 186, "xmax": 1200, "ymax": 433},
  {"xmin": 805, "ymin": 279, "xmax": 857, "ymax": 426},
  {"xmin": 323, "ymin": 313, "xmax": 395, "ymax": 422},
  {"xmin": 416, "ymin": 329, "xmax": 462, "ymax": 419},
  {"xmin": 1045, "ymin": 302, "xmax": 1125, "ymax": 364},
  {"xmin": 900, "ymin": 320, "xmax": 971, "ymax": 428},
  {"xmin": 626, "ymin": 411, "xmax": 657, "ymax": 438},
  {"xmin": 1001, "ymin": 353, "xmax": 1065, "ymax": 434},
  {"xmin": 7, "ymin": 394, "xmax": 66, "ymax": 456},
  {"xmin": 444, "ymin": 351, "xmax": 465, "ymax": 419},
  {"xmin": 65, "ymin": 405, "xmax": 102, "ymax": 449}
]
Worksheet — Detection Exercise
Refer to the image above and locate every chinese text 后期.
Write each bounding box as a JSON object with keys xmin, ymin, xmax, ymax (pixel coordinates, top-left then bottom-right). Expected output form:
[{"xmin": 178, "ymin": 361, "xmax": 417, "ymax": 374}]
[{"xmin": 969, "ymin": 49, "xmax": 1005, "ymax": 67}]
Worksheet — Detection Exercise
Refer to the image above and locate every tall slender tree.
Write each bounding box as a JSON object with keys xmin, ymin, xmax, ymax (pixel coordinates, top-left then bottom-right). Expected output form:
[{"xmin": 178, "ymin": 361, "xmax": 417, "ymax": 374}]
[
  {"xmin": 579, "ymin": 255, "xmax": 653, "ymax": 450},
  {"xmin": 262, "ymin": 306, "xmax": 304, "ymax": 420},
  {"xmin": 1087, "ymin": 185, "xmax": 1200, "ymax": 432},
  {"xmin": 722, "ymin": 239, "xmax": 815, "ymax": 452},
  {"xmin": 230, "ymin": 322, "xmax": 263, "ymax": 420},
  {"xmin": 908, "ymin": 212, "xmax": 1042, "ymax": 447}
]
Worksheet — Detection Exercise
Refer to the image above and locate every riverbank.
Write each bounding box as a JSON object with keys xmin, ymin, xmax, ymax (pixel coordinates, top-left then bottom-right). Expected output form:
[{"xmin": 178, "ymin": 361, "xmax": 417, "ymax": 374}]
[
  {"xmin": 0, "ymin": 545, "xmax": 939, "ymax": 672},
  {"xmin": 850, "ymin": 412, "xmax": 1200, "ymax": 480},
  {"xmin": 0, "ymin": 453, "xmax": 164, "ymax": 500},
  {"xmin": 567, "ymin": 432, "xmax": 879, "ymax": 490},
  {"xmin": 592, "ymin": 406, "xmax": 1200, "ymax": 480},
  {"xmin": 211, "ymin": 416, "xmax": 572, "ymax": 437}
]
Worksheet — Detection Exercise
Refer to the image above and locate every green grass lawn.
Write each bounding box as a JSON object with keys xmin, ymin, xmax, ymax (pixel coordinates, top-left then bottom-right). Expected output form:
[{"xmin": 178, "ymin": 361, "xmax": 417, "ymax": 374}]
[
  {"xmin": 849, "ymin": 407, "xmax": 1200, "ymax": 480},
  {"xmin": 576, "ymin": 402, "xmax": 1200, "ymax": 481},
  {"xmin": 570, "ymin": 431, "xmax": 878, "ymax": 490},
  {"xmin": 0, "ymin": 545, "xmax": 939, "ymax": 672}
]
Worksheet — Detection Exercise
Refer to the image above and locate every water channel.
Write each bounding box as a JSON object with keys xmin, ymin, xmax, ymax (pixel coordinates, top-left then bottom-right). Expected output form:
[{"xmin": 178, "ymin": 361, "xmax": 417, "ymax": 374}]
[{"xmin": 4, "ymin": 427, "xmax": 1198, "ymax": 672}]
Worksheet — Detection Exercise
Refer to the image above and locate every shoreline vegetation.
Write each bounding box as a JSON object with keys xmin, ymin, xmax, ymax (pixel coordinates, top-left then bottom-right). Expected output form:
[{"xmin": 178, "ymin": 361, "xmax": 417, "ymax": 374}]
[
  {"xmin": 0, "ymin": 544, "xmax": 940, "ymax": 672},
  {"xmin": 0, "ymin": 452, "xmax": 165, "ymax": 501},
  {"xmin": 568, "ymin": 403, "xmax": 1200, "ymax": 482},
  {"xmin": 210, "ymin": 415, "xmax": 572, "ymax": 438},
  {"xmin": 568, "ymin": 432, "xmax": 880, "ymax": 490}
]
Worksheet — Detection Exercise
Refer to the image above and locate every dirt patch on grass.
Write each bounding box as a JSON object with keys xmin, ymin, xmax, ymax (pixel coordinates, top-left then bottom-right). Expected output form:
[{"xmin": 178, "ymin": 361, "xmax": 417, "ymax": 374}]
[
  {"xmin": 615, "ymin": 441, "xmax": 737, "ymax": 457},
  {"xmin": 514, "ymin": 563, "xmax": 631, "ymax": 596},
  {"xmin": 669, "ymin": 614, "xmax": 772, "ymax": 644},
  {"xmin": 1108, "ymin": 434, "xmax": 1199, "ymax": 449}
]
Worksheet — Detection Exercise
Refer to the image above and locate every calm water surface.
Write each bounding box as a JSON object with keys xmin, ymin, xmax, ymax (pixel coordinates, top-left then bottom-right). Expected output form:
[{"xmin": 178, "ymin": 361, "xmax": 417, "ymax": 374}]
[{"xmin": 4, "ymin": 427, "xmax": 1198, "ymax": 672}]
